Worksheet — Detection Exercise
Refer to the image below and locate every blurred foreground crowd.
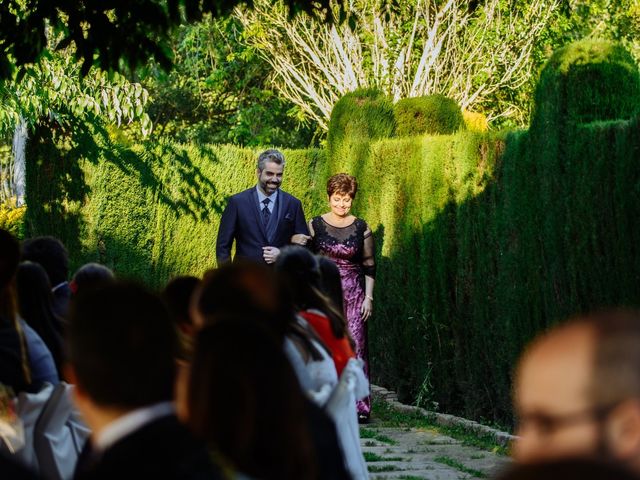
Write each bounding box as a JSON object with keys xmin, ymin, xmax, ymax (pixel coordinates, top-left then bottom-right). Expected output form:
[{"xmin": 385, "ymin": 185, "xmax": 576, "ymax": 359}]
[{"xmin": 2, "ymin": 227, "xmax": 640, "ymax": 480}]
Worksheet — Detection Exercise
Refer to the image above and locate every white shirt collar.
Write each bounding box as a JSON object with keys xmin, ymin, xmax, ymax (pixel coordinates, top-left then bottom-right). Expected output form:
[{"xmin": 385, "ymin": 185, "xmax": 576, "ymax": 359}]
[
  {"xmin": 51, "ymin": 281, "xmax": 69, "ymax": 293},
  {"xmin": 94, "ymin": 401, "xmax": 175, "ymax": 452}
]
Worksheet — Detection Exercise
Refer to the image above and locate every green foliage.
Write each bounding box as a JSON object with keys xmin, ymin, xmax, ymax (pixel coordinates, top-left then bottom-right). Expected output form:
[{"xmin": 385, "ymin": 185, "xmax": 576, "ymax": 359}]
[
  {"xmin": 141, "ymin": 16, "xmax": 315, "ymax": 147},
  {"xmin": 394, "ymin": 95, "xmax": 465, "ymax": 136},
  {"xmin": 0, "ymin": 46, "xmax": 151, "ymax": 137},
  {"xmin": 0, "ymin": 0, "xmax": 346, "ymax": 79},
  {"xmin": 0, "ymin": 202, "xmax": 25, "ymax": 238}
]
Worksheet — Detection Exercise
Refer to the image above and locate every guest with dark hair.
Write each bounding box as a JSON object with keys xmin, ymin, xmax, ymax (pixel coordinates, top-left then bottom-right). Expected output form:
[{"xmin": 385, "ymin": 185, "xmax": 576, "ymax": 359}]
[
  {"xmin": 276, "ymin": 246, "xmax": 355, "ymax": 377},
  {"xmin": 187, "ymin": 319, "xmax": 317, "ymax": 480},
  {"xmin": 162, "ymin": 275, "xmax": 200, "ymax": 341},
  {"xmin": 69, "ymin": 263, "xmax": 114, "ymax": 295},
  {"xmin": 0, "ymin": 229, "xmax": 32, "ymax": 393},
  {"xmin": 196, "ymin": 260, "xmax": 336, "ymax": 399},
  {"xmin": 191, "ymin": 262, "xmax": 350, "ymax": 480},
  {"xmin": 162, "ymin": 275, "xmax": 200, "ymax": 421},
  {"xmin": 67, "ymin": 282, "xmax": 221, "ymax": 480},
  {"xmin": 16, "ymin": 261, "xmax": 65, "ymax": 376},
  {"xmin": 317, "ymin": 256, "xmax": 345, "ymax": 315},
  {"xmin": 21, "ymin": 236, "xmax": 71, "ymax": 320}
]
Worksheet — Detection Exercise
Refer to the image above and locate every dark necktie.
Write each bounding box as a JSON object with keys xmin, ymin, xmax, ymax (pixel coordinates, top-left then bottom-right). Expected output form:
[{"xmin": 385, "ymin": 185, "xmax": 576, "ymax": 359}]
[{"xmin": 262, "ymin": 198, "xmax": 271, "ymax": 227}]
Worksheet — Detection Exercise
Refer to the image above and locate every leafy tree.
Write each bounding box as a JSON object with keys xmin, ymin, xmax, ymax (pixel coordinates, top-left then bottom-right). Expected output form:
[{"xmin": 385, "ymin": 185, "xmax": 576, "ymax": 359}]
[
  {"xmin": 0, "ymin": 34, "xmax": 150, "ymax": 204},
  {"xmin": 0, "ymin": 0, "xmax": 348, "ymax": 80},
  {"xmin": 141, "ymin": 16, "xmax": 315, "ymax": 147}
]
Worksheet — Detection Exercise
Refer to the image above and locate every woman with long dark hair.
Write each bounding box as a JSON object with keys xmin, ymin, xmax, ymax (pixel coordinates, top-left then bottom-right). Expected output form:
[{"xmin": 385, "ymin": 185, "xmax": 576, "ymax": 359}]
[
  {"xmin": 0, "ymin": 230, "xmax": 31, "ymax": 393},
  {"xmin": 16, "ymin": 261, "xmax": 65, "ymax": 375},
  {"xmin": 275, "ymin": 246, "xmax": 355, "ymax": 377},
  {"xmin": 188, "ymin": 319, "xmax": 318, "ymax": 480}
]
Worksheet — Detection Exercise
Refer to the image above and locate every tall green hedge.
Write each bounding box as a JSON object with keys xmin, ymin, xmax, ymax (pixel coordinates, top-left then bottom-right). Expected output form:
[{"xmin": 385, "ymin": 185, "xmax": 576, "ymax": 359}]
[
  {"xmin": 394, "ymin": 95, "xmax": 465, "ymax": 136},
  {"xmin": 25, "ymin": 40, "xmax": 640, "ymax": 425}
]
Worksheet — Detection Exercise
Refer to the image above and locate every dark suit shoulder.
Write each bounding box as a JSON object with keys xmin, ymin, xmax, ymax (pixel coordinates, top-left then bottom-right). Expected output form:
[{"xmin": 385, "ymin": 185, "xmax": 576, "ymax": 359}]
[
  {"xmin": 81, "ymin": 415, "xmax": 221, "ymax": 480},
  {"xmin": 229, "ymin": 188, "xmax": 255, "ymax": 201}
]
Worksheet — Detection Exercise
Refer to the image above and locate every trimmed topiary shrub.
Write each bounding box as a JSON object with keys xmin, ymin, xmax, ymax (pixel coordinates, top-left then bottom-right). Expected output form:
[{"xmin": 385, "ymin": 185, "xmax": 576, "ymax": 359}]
[
  {"xmin": 326, "ymin": 88, "xmax": 395, "ymax": 178},
  {"xmin": 394, "ymin": 95, "xmax": 465, "ymax": 136},
  {"xmin": 531, "ymin": 39, "xmax": 640, "ymax": 131}
]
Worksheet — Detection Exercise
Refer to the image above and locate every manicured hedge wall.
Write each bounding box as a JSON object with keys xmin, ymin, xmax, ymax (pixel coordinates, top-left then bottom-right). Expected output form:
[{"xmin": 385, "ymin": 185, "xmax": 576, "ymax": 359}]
[{"xmin": 24, "ymin": 40, "xmax": 640, "ymax": 425}]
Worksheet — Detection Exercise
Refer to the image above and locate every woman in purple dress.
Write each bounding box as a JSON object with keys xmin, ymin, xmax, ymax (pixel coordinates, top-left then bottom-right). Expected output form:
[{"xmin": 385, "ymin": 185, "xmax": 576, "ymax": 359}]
[{"xmin": 305, "ymin": 173, "xmax": 375, "ymax": 421}]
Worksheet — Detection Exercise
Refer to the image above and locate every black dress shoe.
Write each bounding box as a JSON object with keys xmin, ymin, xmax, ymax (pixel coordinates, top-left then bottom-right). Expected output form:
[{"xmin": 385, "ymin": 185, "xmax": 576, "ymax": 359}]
[{"xmin": 358, "ymin": 414, "xmax": 370, "ymax": 424}]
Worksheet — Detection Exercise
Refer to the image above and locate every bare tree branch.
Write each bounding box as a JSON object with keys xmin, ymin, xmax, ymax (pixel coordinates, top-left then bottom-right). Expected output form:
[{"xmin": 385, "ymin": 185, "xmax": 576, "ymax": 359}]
[{"xmin": 236, "ymin": 0, "xmax": 559, "ymax": 128}]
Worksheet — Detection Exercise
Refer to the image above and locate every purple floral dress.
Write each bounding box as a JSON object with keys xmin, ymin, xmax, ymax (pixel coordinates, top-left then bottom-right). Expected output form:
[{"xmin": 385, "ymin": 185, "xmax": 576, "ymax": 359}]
[{"xmin": 310, "ymin": 216, "xmax": 376, "ymax": 417}]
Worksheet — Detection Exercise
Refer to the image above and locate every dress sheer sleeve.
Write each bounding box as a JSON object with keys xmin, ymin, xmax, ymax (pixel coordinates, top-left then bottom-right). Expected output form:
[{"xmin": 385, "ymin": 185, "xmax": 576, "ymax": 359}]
[{"xmin": 362, "ymin": 225, "xmax": 376, "ymax": 278}]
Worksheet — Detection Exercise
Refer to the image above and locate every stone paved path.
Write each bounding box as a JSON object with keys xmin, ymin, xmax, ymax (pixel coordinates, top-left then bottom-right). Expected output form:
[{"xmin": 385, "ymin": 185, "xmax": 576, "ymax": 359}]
[{"xmin": 360, "ymin": 423, "xmax": 511, "ymax": 479}]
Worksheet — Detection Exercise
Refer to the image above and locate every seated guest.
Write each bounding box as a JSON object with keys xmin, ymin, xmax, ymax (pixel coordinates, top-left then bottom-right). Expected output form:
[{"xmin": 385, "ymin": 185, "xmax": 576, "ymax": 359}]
[
  {"xmin": 0, "ymin": 229, "xmax": 33, "ymax": 394},
  {"xmin": 191, "ymin": 262, "xmax": 350, "ymax": 480},
  {"xmin": 69, "ymin": 263, "xmax": 115, "ymax": 296},
  {"xmin": 67, "ymin": 282, "xmax": 221, "ymax": 480},
  {"xmin": 276, "ymin": 247, "xmax": 355, "ymax": 376},
  {"xmin": 16, "ymin": 261, "xmax": 65, "ymax": 376},
  {"xmin": 187, "ymin": 319, "xmax": 317, "ymax": 480},
  {"xmin": 514, "ymin": 309, "xmax": 640, "ymax": 474},
  {"xmin": 162, "ymin": 275, "xmax": 200, "ymax": 358},
  {"xmin": 22, "ymin": 236, "xmax": 71, "ymax": 320},
  {"xmin": 197, "ymin": 259, "xmax": 337, "ymax": 401},
  {"xmin": 162, "ymin": 275, "xmax": 200, "ymax": 421}
]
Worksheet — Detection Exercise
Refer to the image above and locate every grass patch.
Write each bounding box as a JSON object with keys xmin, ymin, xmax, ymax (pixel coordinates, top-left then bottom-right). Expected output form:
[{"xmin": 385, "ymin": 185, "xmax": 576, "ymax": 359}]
[
  {"xmin": 368, "ymin": 464, "xmax": 403, "ymax": 473},
  {"xmin": 360, "ymin": 427, "xmax": 398, "ymax": 445},
  {"xmin": 364, "ymin": 440, "xmax": 377, "ymax": 447},
  {"xmin": 363, "ymin": 452, "xmax": 405, "ymax": 462},
  {"xmin": 372, "ymin": 399, "xmax": 509, "ymax": 455},
  {"xmin": 434, "ymin": 456, "xmax": 487, "ymax": 478}
]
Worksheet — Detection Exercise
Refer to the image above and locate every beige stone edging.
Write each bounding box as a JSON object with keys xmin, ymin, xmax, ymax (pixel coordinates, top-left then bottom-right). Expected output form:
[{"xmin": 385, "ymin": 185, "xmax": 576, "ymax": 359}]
[{"xmin": 370, "ymin": 384, "xmax": 516, "ymax": 448}]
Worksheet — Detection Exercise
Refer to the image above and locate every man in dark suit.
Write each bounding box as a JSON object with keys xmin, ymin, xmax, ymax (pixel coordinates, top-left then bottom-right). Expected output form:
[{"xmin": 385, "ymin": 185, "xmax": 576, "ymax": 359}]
[
  {"xmin": 67, "ymin": 282, "xmax": 221, "ymax": 480},
  {"xmin": 216, "ymin": 149, "xmax": 310, "ymax": 265}
]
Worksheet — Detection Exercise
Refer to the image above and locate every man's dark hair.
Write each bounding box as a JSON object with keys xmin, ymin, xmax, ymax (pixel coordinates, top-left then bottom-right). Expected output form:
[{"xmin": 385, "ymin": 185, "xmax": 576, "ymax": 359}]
[
  {"xmin": 21, "ymin": 236, "xmax": 69, "ymax": 286},
  {"xmin": 162, "ymin": 275, "xmax": 200, "ymax": 327},
  {"xmin": 71, "ymin": 262, "xmax": 115, "ymax": 295},
  {"xmin": 257, "ymin": 149, "xmax": 285, "ymax": 171},
  {"xmin": 68, "ymin": 282, "xmax": 176, "ymax": 408}
]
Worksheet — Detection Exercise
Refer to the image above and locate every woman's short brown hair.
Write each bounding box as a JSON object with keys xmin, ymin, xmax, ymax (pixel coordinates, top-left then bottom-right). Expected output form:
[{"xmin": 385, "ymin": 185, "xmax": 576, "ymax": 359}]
[{"xmin": 327, "ymin": 173, "xmax": 358, "ymax": 199}]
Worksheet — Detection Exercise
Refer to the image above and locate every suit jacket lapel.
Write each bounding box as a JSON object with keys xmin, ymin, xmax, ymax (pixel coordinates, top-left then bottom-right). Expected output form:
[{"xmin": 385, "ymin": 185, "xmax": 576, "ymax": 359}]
[{"xmin": 250, "ymin": 188, "xmax": 268, "ymax": 241}]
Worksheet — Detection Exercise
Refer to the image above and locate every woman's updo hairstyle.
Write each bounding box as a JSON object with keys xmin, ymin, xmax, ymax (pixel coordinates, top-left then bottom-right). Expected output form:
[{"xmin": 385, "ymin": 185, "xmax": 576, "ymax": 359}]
[{"xmin": 327, "ymin": 173, "xmax": 357, "ymax": 199}]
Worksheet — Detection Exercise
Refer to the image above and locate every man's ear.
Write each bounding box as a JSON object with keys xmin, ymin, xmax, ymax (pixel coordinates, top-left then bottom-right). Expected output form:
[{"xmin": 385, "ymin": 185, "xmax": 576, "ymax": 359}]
[{"xmin": 605, "ymin": 399, "xmax": 640, "ymax": 463}]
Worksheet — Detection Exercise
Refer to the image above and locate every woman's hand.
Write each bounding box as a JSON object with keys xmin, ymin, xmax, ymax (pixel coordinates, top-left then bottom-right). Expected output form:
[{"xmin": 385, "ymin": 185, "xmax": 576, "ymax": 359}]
[
  {"xmin": 361, "ymin": 296, "xmax": 373, "ymax": 322},
  {"xmin": 291, "ymin": 234, "xmax": 312, "ymax": 246}
]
